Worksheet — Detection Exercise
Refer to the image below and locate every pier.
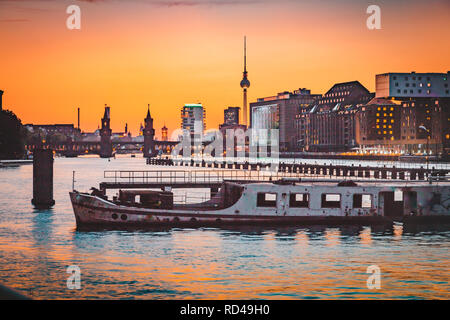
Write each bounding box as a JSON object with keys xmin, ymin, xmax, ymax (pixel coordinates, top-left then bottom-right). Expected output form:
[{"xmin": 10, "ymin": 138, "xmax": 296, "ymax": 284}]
[{"xmin": 146, "ymin": 158, "xmax": 450, "ymax": 182}]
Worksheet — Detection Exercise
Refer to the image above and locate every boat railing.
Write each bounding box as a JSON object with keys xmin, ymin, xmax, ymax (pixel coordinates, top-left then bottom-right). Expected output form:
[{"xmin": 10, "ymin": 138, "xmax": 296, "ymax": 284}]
[{"xmin": 173, "ymin": 192, "xmax": 210, "ymax": 204}]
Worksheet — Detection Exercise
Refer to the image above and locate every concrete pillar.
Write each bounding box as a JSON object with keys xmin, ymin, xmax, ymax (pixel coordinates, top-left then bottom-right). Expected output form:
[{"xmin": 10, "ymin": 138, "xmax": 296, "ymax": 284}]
[{"xmin": 32, "ymin": 149, "xmax": 55, "ymax": 208}]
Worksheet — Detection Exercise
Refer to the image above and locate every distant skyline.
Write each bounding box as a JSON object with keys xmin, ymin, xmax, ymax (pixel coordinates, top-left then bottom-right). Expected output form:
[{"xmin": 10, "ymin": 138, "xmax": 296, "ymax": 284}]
[{"xmin": 0, "ymin": 0, "xmax": 449, "ymax": 136}]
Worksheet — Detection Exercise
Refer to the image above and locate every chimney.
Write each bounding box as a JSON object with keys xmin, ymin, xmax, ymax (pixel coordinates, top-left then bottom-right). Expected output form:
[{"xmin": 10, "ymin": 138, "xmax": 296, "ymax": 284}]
[
  {"xmin": 77, "ymin": 107, "xmax": 80, "ymax": 130},
  {"xmin": 0, "ymin": 90, "xmax": 3, "ymax": 111}
]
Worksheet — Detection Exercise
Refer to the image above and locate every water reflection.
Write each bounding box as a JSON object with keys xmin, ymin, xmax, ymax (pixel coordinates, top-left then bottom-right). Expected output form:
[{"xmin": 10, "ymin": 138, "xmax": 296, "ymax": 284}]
[
  {"xmin": 0, "ymin": 157, "xmax": 449, "ymax": 299},
  {"xmin": 295, "ymin": 230, "xmax": 309, "ymax": 249},
  {"xmin": 32, "ymin": 208, "xmax": 54, "ymax": 246},
  {"xmin": 393, "ymin": 223, "xmax": 403, "ymax": 241},
  {"xmin": 359, "ymin": 227, "xmax": 373, "ymax": 246},
  {"xmin": 324, "ymin": 228, "xmax": 341, "ymax": 247}
]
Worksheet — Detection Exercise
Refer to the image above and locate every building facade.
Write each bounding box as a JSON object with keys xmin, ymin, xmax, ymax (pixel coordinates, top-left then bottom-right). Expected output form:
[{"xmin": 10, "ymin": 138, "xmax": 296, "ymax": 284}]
[
  {"xmin": 376, "ymin": 72, "xmax": 450, "ymax": 99},
  {"xmin": 222, "ymin": 106, "xmax": 240, "ymax": 127},
  {"xmin": 250, "ymin": 88, "xmax": 320, "ymax": 151},
  {"xmin": 25, "ymin": 124, "xmax": 81, "ymax": 139},
  {"xmin": 181, "ymin": 104, "xmax": 206, "ymax": 136},
  {"xmin": 295, "ymin": 81, "xmax": 373, "ymax": 152},
  {"xmin": 357, "ymin": 72, "xmax": 450, "ymax": 157}
]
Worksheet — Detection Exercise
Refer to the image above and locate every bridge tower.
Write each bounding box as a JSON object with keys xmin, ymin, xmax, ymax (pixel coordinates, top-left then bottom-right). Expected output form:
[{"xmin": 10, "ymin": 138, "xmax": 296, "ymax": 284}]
[
  {"xmin": 100, "ymin": 105, "xmax": 113, "ymax": 158},
  {"xmin": 143, "ymin": 104, "xmax": 156, "ymax": 158}
]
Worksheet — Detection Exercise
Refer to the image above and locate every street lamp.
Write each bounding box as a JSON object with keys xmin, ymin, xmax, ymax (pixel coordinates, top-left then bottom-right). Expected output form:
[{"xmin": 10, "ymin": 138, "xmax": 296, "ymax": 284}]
[{"xmin": 419, "ymin": 125, "xmax": 431, "ymax": 181}]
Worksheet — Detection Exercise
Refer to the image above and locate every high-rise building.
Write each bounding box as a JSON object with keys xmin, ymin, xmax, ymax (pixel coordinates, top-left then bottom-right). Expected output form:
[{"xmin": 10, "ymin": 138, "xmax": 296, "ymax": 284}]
[
  {"xmin": 375, "ymin": 72, "xmax": 450, "ymax": 98},
  {"xmin": 181, "ymin": 103, "xmax": 205, "ymax": 136},
  {"xmin": 223, "ymin": 107, "xmax": 240, "ymax": 126},
  {"xmin": 240, "ymin": 36, "xmax": 250, "ymax": 126},
  {"xmin": 251, "ymin": 88, "xmax": 321, "ymax": 151},
  {"xmin": 357, "ymin": 72, "xmax": 450, "ymax": 157},
  {"xmin": 0, "ymin": 90, "xmax": 3, "ymax": 111}
]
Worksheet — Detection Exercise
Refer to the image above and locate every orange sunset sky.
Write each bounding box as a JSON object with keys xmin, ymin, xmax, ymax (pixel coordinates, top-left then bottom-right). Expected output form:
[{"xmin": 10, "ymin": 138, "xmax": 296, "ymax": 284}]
[{"xmin": 0, "ymin": 0, "xmax": 449, "ymax": 138}]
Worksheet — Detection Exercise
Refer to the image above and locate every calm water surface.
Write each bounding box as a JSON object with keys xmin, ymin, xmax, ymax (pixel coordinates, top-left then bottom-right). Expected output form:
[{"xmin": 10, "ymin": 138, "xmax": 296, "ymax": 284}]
[{"xmin": 0, "ymin": 156, "xmax": 449, "ymax": 299}]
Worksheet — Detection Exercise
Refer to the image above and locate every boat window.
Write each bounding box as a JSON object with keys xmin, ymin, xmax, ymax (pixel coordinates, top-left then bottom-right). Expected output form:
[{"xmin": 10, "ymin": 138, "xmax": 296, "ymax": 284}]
[
  {"xmin": 257, "ymin": 193, "xmax": 277, "ymax": 207},
  {"xmin": 353, "ymin": 194, "xmax": 372, "ymax": 208},
  {"xmin": 321, "ymin": 194, "xmax": 341, "ymax": 208},
  {"xmin": 289, "ymin": 193, "xmax": 309, "ymax": 208},
  {"xmin": 394, "ymin": 190, "xmax": 403, "ymax": 202}
]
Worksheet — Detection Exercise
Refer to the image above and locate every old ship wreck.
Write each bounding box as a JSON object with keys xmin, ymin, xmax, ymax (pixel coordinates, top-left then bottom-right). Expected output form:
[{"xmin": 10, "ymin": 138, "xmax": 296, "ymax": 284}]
[{"xmin": 70, "ymin": 175, "xmax": 450, "ymax": 229}]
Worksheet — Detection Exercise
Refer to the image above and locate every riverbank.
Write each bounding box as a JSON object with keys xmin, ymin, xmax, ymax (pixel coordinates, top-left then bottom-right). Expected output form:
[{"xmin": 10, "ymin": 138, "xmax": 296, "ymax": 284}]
[{"xmin": 0, "ymin": 159, "xmax": 32, "ymax": 167}]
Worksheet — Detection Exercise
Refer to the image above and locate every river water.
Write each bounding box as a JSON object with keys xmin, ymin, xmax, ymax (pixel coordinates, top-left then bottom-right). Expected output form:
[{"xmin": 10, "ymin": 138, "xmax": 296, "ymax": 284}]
[{"xmin": 0, "ymin": 156, "xmax": 449, "ymax": 299}]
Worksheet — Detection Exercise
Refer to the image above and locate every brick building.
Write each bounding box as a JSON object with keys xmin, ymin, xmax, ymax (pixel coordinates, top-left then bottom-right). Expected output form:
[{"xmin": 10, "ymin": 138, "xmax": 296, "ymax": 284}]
[{"xmin": 295, "ymin": 81, "xmax": 373, "ymax": 152}]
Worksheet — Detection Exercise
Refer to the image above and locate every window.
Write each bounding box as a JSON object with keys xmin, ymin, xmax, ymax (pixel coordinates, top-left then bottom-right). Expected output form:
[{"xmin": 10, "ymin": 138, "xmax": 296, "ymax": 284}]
[
  {"xmin": 257, "ymin": 193, "xmax": 277, "ymax": 207},
  {"xmin": 289, "ymin": 193, "xmax": 309, "ymax": 208},
  {"xmin": 394, "ymin": 190, "xmax": 403, "ymax": 202},
  {"xmin": 353, "ymin": 194, "xmax": 372, "ymax": 208},
  {"xmin": 321, "ymin": 194, "xmax": 341, "ymax": 208}
]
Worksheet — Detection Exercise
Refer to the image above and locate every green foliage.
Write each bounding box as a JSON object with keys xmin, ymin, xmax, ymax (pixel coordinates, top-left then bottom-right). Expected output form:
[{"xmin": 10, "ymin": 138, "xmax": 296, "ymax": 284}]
[{"xmin": 0, "ymin": 110, "xmax": 26, "ymax": 159}]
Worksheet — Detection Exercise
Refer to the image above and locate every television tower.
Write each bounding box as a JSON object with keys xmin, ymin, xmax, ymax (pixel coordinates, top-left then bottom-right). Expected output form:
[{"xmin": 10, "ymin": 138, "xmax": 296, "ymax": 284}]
[{"xmin": 240, "ymin": 36, "xmax": 250, "ymax": 126}]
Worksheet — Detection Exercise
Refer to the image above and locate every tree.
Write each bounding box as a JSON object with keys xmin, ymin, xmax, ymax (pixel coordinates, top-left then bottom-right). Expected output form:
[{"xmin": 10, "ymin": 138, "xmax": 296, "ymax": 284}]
[{"xmin": 0, "ymin": 110, "xmax": 26, "ymax": 159}]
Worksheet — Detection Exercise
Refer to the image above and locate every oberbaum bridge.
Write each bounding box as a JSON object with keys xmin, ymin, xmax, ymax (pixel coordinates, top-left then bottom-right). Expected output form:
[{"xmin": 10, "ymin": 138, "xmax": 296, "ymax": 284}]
[{"xmin": 26, "ymin": 105, "xmax": 178, "ymax": 158}]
